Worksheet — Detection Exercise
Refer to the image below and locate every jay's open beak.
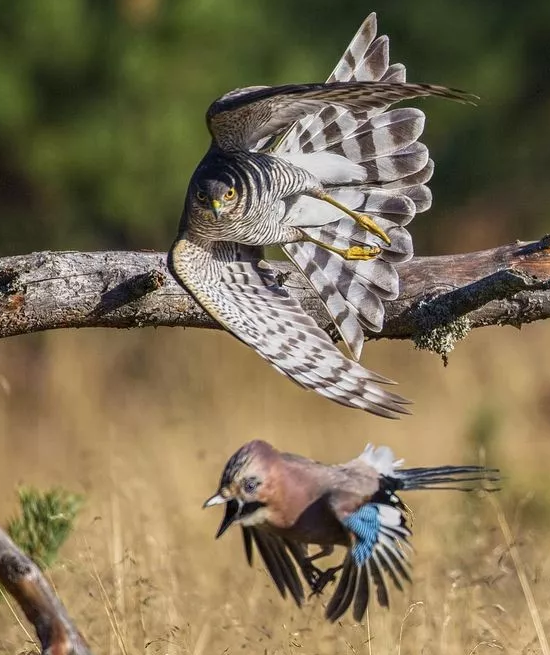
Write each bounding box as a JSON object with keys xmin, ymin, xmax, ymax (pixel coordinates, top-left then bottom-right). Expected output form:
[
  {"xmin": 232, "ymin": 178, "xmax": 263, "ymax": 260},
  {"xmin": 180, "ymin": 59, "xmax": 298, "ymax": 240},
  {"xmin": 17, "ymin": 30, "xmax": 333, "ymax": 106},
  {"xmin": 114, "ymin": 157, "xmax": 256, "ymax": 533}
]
[
  {"xmin": 203, "ymin": 493, "xmax": 228, "ymax": 508},
  {"xmin": 214, "ymin": 498, "xmax": 241, "ymax": 539},
  {"xmin": 203, "ymin": 491, "xmax": 241, "ymax": 539}
]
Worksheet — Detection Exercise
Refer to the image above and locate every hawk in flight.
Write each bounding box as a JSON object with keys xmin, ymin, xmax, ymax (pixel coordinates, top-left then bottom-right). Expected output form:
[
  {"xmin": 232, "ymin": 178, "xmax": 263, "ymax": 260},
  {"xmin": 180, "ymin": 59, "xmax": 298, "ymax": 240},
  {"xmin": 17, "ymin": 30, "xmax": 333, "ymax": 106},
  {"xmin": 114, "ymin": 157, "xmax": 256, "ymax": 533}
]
[{"xmin": 169, "ymin": 13, "xmax": 472, "ymax": 417}]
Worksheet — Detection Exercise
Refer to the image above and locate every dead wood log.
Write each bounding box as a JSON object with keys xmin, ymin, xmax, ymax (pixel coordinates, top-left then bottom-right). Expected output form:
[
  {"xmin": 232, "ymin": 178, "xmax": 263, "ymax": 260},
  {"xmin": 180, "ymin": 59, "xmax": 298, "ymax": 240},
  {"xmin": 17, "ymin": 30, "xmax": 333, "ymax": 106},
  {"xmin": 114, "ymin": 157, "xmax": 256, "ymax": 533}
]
[{"xmin": 0, "ymin": 237, "xmax": 549, "ymax": 358}]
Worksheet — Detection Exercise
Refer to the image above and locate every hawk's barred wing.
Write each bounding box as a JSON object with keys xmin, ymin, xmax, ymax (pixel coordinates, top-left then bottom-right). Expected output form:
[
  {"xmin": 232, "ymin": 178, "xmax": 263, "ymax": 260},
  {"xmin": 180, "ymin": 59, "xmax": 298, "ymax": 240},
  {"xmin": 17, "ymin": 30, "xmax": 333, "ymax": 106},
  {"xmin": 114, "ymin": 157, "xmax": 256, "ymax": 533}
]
[
  {"xmin": 207, "ymin": 80, "xmax": 474, "ymax": 151},
  {"xmin": 327, "ymin": 12, "xmax": 397, "ymax": 84},
  {"xmin": 212, "ymin": 257, "xmax": 411, "ymax": 418}
]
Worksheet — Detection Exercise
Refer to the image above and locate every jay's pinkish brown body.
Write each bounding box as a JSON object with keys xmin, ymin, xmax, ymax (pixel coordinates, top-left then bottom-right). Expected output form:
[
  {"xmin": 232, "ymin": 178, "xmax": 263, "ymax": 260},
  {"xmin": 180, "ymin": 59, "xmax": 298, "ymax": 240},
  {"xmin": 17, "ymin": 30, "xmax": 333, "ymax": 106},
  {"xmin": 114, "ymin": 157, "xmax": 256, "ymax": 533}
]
[
  {"xmin": 205, "ymin": 439, "xmax": 499, "ymax": 622},
  {"xmin": 241, "ymin": 445, "xmax": 383, "ymax": 545}
]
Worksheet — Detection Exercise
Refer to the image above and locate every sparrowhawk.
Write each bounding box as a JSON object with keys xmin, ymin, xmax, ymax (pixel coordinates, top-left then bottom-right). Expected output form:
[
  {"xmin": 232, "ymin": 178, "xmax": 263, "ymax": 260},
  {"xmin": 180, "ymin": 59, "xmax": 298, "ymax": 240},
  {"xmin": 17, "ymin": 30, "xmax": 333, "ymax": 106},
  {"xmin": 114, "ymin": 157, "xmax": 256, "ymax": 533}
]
[{"xmin": 169, "ymin": 13, "xmax": 473, "ymax": 418}]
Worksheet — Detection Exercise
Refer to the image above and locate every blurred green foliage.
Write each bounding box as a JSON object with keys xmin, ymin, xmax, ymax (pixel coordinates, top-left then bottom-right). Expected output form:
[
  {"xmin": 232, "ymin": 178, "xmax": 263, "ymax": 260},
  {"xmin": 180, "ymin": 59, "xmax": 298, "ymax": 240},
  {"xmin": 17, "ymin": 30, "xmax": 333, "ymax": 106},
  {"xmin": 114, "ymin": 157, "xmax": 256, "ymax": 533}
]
[
  {"xmin": 465, "ymin": 402, "xmax": 502, "ymax": 466},
  {"xmin": 0, "ymin": 0, "xmax": 548, "ymax": 256},
  {"xmin": 6, "ymin": 486, "xmax": 83, "ymax": 569}
]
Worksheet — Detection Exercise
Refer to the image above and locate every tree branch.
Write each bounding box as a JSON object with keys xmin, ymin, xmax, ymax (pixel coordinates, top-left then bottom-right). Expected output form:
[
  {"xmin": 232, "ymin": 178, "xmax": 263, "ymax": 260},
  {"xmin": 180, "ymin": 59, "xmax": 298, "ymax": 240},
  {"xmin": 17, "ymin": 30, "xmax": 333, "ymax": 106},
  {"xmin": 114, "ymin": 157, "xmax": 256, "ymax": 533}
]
[
  {"xmin": 1, "ymin": 237, "xmax": 549, "ymax": 352},
  {"xmin": 0, "ymin": 528, "xmax": 92, "ymax": 655}
]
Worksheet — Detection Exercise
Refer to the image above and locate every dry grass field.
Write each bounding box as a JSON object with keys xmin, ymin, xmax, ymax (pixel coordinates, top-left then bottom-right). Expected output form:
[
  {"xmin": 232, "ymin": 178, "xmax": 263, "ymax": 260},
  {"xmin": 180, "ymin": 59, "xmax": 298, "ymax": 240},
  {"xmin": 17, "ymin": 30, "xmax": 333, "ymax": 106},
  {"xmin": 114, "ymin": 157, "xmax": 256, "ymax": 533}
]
[{"xmin": 0, "ymin": 321, "xmax": 549, "ymax": 654}]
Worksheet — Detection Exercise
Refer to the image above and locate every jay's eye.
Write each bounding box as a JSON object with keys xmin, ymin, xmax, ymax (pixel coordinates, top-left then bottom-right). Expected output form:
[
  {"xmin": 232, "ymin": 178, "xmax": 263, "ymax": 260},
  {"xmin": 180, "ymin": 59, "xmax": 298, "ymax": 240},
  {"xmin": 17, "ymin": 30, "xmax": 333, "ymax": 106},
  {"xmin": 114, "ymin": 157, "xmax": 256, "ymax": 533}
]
[
  {"xmin": 242, "ymin": 477, "xmax": 259, "ymax": 495},
  {"xmin": 223, "ymin": 187, "xmax": 236, "ymax": 201}
]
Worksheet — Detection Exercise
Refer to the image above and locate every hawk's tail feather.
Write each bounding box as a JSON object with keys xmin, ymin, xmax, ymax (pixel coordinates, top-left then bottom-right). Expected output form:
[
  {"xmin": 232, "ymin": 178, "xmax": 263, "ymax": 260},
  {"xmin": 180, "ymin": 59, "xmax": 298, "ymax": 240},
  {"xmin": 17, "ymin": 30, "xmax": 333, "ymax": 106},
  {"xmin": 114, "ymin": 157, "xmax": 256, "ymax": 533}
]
[
  {"xmin": 287, "ymin": 187, "xmax": 417, "ymax": 230},
  {"xmin": 282, "ymin": 174, "xmax": 421, "ymax": 356},
  {"xmin": 357, "ymin": 140, "xmax": 429, "ymax": 184},
  {"xmin": 272, "ymin": 13, "xmax": 456, "ymax": 361},
  {"xmin": 301, "ymin": 214, "xmax": 413, "ymax": 259},
  {"xmin": 381, "ymin": 157, "xmax": 434, "ymax": 190},
  {"xmin": 289, "ymin": 107, "xmax": 426, "ymax": 171},
  {"xmin": 281, "ymin": 109, "xmax": 429, "ymax": 189},
  {"xmin": 283, "ymin": 242, "xmax": 367, "ymax": 359},
  {"xmin": 284, "ymin": 241, "xmax": 379, "ymax": 358},
  {"xmin": 290, "ymin": 13, "xmax": 402, "ymax": 152},
  {"xmin": 285, "ymin": 233, "xmax": 405, "ymax": 358}
]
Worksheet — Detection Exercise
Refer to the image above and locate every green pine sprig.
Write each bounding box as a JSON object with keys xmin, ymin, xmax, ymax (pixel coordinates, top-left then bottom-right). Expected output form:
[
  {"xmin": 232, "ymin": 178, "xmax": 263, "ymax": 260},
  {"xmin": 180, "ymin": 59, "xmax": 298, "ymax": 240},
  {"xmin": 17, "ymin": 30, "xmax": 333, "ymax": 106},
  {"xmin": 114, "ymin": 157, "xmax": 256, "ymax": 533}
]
[{"xmin": 6, "ymin": 487, "xmax": 84, "ymax": 569}]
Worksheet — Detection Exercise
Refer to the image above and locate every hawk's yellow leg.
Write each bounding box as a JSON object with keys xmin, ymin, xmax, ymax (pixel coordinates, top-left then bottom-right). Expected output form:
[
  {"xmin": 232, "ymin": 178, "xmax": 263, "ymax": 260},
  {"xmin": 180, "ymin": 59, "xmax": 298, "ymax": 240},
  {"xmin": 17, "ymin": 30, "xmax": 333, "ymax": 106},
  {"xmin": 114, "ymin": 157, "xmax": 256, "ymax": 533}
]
[
  {"xmin": 304, "ymin": 235, "xmax": 381, "ymax": 261},
  {"xmin": 312, "ymin": 191, "xmax": 391, "ymax": 246}
]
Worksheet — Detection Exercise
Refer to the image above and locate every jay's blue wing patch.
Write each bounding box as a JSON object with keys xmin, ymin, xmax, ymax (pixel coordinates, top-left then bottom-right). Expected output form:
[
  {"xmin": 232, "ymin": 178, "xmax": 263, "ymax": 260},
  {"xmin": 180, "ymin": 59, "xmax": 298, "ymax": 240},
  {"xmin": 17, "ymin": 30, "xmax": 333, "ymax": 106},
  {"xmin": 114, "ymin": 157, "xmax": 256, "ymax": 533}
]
[
  {"xmin": 343, "ymin": 503, "xmax": 381, "ymax": 566},
  {"xmin": 326, "ymin": 500, "xmax": 412, "ymax": 622}
]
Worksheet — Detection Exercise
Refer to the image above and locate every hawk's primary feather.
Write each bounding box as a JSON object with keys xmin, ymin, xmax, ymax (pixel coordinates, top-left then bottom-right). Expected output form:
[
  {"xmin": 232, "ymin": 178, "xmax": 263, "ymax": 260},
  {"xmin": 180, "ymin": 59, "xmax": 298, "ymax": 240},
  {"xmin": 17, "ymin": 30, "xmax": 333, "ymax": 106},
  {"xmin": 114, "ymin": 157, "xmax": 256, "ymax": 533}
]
[
  {"xmin": 208, "ymin": 80, "xmax": 473, "ymax": 151},
  {"xmin": 169, "ymin": 237, "xmax": 411, "ymax": 417}
]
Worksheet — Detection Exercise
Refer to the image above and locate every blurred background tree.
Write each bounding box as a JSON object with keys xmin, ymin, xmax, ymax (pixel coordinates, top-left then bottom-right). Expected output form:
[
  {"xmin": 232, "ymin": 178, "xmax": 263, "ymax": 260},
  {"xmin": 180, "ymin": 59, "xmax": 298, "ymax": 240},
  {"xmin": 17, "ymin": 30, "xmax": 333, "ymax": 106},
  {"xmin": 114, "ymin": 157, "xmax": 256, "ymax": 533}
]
[{"xmin": 0, "ymin": 0, "xmax": 548, "ymax": 257}]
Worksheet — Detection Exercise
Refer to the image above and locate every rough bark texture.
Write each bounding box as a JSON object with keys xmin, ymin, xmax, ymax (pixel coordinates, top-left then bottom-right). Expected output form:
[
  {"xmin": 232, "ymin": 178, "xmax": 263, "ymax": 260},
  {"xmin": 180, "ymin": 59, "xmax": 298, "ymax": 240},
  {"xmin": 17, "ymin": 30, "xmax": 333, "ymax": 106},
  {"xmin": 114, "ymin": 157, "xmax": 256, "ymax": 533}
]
[
  {"xmin": 0, "ymin": 528, "xmax": 93, "ymax": 655},
  {"xmin": 0, "ymin": 237, "xmax": 549, "ymax": 355}
]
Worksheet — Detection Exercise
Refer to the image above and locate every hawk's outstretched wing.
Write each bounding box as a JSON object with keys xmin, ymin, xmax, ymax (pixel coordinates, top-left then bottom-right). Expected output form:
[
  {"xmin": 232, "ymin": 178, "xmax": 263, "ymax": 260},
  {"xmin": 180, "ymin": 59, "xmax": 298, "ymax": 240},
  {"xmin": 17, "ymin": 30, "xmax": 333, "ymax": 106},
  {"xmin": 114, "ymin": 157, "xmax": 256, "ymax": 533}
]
[
  {"xmin": 209, "ymin": 254, "xmax": 411, "ymax": 418},
  {"xmin": 207, "ymin": 80, "xmax": 474, "ymax": 151}
]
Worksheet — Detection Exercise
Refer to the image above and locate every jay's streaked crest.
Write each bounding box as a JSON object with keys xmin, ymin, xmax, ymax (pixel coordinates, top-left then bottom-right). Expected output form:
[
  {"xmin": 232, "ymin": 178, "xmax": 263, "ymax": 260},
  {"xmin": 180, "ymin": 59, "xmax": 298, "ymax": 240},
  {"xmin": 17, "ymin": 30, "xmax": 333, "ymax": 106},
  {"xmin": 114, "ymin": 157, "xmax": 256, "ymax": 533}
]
[{"xmin": 204, "ymin": 440, "xmax": 499, "ymax": 622}]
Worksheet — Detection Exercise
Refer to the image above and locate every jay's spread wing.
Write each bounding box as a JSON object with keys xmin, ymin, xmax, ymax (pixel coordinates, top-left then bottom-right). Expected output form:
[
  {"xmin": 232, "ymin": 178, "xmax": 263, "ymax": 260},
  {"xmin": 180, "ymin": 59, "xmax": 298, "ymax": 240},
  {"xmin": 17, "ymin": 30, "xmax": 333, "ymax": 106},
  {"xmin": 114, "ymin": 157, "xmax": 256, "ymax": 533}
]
[
  {"xmin": 241, "ymin": 527, "xmax": 304, "ymax": 607},
  {"xmin": 326, "ymin": 492, "xmax": 412, "ymax": 622}
]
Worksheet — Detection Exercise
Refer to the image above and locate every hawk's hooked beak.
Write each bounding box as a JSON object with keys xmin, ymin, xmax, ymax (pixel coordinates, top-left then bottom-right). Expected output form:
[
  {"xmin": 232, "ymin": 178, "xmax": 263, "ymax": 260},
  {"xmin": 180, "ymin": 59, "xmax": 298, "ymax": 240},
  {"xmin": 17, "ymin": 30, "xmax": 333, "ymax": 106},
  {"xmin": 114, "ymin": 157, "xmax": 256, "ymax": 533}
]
[
  {"xmin": 210, "ymin": 199, "xmax": 222, "ymax": 219},
  {"xmin": 203, "ymin": 492, "xmax": 242, "ymax": 539}
]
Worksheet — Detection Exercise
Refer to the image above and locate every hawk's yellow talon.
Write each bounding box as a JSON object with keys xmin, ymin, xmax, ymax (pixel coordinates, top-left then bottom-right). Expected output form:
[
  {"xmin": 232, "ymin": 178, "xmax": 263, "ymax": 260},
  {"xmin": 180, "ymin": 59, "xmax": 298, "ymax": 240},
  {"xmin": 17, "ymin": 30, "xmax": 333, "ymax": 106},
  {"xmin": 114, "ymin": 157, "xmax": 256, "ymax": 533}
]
[
  {"xmin": 355, "ymin": 214, "xmax": 391, "ymax": 246},
  {"xmin": 303, "ymin": 237, "xmax": 382, "ymax": 262},
  {"xmin": 344, "ymin": 245, "xmax": 382, "ymax": 260},
  {"xmin": 313, "ymin": 191, "xmax": 392, "ymax": 247}
]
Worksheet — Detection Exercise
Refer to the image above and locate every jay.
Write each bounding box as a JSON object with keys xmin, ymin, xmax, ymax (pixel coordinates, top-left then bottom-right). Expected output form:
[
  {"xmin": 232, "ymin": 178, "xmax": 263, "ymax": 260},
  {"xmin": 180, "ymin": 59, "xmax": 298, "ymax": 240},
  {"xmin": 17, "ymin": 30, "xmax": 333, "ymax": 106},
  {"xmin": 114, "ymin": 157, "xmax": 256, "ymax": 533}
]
[{"xmin": 204, "ymin": 439, "xmax": 499, "ymax": 622}]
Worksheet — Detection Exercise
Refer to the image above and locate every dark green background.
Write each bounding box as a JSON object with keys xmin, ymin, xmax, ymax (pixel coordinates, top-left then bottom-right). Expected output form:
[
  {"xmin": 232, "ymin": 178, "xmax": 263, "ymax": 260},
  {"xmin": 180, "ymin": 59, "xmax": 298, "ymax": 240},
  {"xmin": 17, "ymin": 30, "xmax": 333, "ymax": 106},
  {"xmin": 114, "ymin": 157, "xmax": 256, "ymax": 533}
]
[{"xmin": 1, "ymin": 0, "xmax": 548, "ymax": 256}]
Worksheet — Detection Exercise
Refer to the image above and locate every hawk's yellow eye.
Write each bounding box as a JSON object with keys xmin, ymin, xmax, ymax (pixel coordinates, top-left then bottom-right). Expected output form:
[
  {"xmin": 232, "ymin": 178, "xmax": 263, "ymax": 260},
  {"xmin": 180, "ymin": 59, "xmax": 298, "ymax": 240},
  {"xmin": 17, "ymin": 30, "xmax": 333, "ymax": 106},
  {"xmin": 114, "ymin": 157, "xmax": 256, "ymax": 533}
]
[
  {"xmin": 196, "ymin": 190, "xmax": 207, "ymax": 202},
  {"xmin": 224, "ymin": 187, "xmax": 236, "ymax": 201}
]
